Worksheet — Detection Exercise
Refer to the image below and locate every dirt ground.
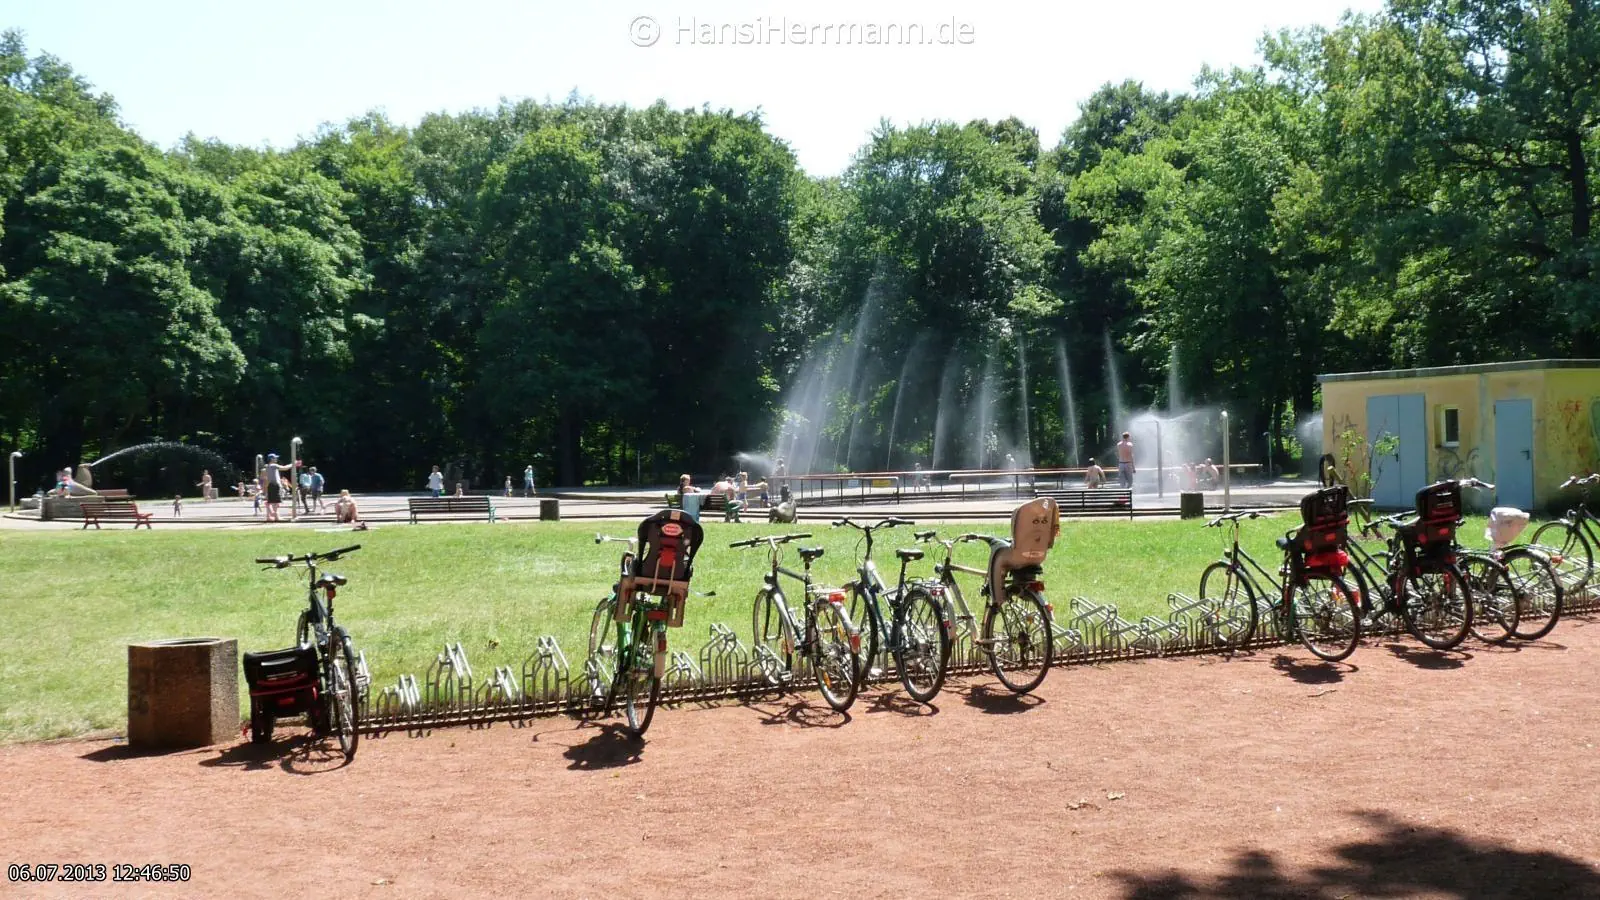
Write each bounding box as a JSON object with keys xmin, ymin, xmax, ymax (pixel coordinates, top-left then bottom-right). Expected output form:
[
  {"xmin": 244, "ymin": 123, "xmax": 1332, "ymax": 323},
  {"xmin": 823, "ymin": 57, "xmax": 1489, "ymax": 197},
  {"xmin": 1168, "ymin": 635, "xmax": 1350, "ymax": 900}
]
[{"xmin": 5, "ymin": 621, "xmax": 1600, "ymax": 900}]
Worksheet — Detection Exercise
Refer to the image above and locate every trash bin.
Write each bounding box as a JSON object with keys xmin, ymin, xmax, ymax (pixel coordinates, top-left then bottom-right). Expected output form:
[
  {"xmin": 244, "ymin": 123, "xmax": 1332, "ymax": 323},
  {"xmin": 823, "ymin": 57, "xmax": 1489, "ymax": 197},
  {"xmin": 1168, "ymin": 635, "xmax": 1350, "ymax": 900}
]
[
  {"xmin": 127, "ymin": 638, "xmax": 239, "ymax": 749},
  {"xmin": 539, "ymin": 497, "xmax": 560, "ymax": 521},
  {"xmin": 1179, "ymin": 491, "xmax": 1205, "ymax": 519}
]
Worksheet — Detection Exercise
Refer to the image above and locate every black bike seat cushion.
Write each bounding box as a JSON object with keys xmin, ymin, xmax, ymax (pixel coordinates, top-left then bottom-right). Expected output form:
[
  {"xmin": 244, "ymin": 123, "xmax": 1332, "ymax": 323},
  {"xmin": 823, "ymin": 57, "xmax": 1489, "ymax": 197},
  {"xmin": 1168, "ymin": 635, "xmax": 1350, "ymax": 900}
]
[
  {"xmin": 798, "ymin": 547, "xmax": 825, "ymax": 561},
  {"xmin": 895, "ymin": 548, "xmax": 925, "ymax": 562}
]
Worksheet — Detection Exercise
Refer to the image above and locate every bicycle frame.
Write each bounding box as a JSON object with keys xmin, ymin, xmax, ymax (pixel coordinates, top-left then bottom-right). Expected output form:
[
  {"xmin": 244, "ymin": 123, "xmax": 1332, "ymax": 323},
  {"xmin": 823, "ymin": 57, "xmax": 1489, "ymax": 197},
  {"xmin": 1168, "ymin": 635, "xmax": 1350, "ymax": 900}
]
[
  {"xmin": 926, "ymin": 533, "xmax": 1044, "ymax": 637},
  {"xmin": 760, "ymin": 541, "xmax": 832, "ymax": 657},
  {"xmin": 841, "ymin": 519, "xmax": 938, "ymax": 655}
]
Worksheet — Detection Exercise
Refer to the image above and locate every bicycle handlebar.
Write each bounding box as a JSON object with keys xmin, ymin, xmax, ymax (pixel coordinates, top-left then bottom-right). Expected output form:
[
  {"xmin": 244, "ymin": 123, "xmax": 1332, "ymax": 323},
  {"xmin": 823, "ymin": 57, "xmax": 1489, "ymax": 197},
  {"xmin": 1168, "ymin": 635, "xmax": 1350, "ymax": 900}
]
[
  {"xmin": 729, "ymin": 533, "xmax": 812, "ymax": 549},
  {"xmin": 1455, "ymin": 477, "xmax": 1496, "ymax": 491},
  {"xmin": 832, "ymin": 517, "xmax": 915, "ymax": 531},
  {"xmin": 1204, "ymin": 511, "xmax": 1265, "ymax": 528},
  {"xmin": 256, "ymin": 545, "xmax": 361, "ymax": 568},
  {"xmin": 957, "ymin": 533, "xmax": 1005, "ymax": 546},
  {"xmin": 1561, "ymin": 474, "xmax": 1600, "ymax": 489}
]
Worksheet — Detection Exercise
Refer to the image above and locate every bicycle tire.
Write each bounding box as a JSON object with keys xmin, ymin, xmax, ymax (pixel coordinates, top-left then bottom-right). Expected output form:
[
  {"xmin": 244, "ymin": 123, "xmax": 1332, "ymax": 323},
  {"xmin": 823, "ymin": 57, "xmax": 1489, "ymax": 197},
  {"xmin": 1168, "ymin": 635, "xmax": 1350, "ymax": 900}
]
[
  {"xmin": 848, "ymin": 586, "xmax": 881, "ymax": 686},
  {"xmin": 621, "ymin": 623, "xmax": 661, "ymax": 738},
  {"xmin": 893, "ymin": 587, "xmax": 951, "ymax": 703},
  {"xmin": 982, "ymin": 588, "xmax": 1053, "ymax": 694},
  {"xmin": 580, "ymin": 594, "xmax": 619, "ymax": 716},
  {"xmin": 1198, "ymin": 561, "xmax": 1258, "ymax": 650},
  {"xmin": 249, "ymin": 701, "xmax": 274, "ymax": 744},
  {"xmin": 1530, "ymin": 519, "xmax": 1593, "ymax": 595},
  {"xmin": 1503, "ymin": 546, "xmax": 1564, "ymax": 641},
  {"xmin": 330, "ymin": 626, "xmax": 360, "ymax": 758},
  {"xmin": 811, "ymin": 599, "xmax": 860, "ymax": 712},
  {"xmin": 1291, "ymin": 575, "xmax": 1362, "ymax": 661},
  {"xmin": 751, "ymin": 588, "xmax": 792, "ymax": 686},
  {"xmin": 296, "ymin": 610, "xmax": 313, "ymax": 648},
  {"xmin": 1460, "ymin": 554, "xmax": 1518, "ymax": 645},
  {"xmin": 1399, "ymin": 563, "xmax": 1473, "ymax": 650}
]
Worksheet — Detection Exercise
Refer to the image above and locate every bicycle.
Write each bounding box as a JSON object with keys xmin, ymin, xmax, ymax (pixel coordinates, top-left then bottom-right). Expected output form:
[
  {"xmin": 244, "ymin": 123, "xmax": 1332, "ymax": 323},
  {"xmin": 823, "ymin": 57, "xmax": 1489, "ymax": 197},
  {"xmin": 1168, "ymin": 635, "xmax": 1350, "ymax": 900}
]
[
  {"xmin": 1196, "ymin": 505, "xmax": 1362, "ymax": 662},
  {"xmin": 580, "ymin": 533, "xmax": 638, "ymax": 708},
  {"xmin": 1354, "ymin": 480, "xmax": 1477, "ymax": 651},
  {"xmin": 913, "ymin": 499, "xmax": 1058, "ymax": 694},
  {"xmin": 245, "ymin": 544, "xmax": 364, "ymax": 757},
  {"xmin": 588, "ymin": 510, "xmax": 705, "ymax": 737},
  {"xmin": 735, "ymin": 532, "xmax": 862, "ymax": 712},
  {"xmin": 833, "ymin": 517, "xmax": 952, "ymax": 703},
  {"xmin": 1530, "ymin": 473, "xmax": 1600, "ymax": 595}
]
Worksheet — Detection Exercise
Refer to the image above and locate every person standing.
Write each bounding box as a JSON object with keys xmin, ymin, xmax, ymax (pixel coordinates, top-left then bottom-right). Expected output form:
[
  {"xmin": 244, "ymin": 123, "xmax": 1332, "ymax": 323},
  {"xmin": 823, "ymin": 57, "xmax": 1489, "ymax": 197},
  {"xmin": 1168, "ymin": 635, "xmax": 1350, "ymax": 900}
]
[
  {"xmin": 504, "ymin": 476, "xmax": 514, "ymax": 497},
  {"xmin": 427, "ymin": 465, "xmax": 444, "ymax": 498},
  {"xmin": 1116, "ymin": 432, "xmax": 1135, "ymax": 490},
  {"xmin": 261, "ymin": 453, "xmax": 285, "ymax": 522},
  {"xmin": 298, "ymin": 468, "xmax": 314, "ymax": 513},
  {"xmin": 309, "ymin": 467, "xmax": 326, "ymax": 512},
  {"xmin": 523, "ymin": 464, "xmax": 536, "ymax": 497},
  {"xmin": 196, "ymin": 470, "xmax": 213, "ymax": 502}
]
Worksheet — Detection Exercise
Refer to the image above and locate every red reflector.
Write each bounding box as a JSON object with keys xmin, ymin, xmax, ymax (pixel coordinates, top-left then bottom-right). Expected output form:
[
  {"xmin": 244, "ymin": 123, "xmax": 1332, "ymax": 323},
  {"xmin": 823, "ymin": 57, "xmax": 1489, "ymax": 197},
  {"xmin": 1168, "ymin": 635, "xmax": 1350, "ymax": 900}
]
[
  {"xmin": 646, "ymin": 609, "xmax": 668, "ymax": 621},
  {"xmin": 849, "ymin": 634, "xmax": 861, "ymax": 652},
  {"xmin": 828, "ymin": 590, "xmax": 846, "ymax": 604},
  {"xmin": 1027, "ymin": 581, "xmax": 1046, "ymax": 592}
]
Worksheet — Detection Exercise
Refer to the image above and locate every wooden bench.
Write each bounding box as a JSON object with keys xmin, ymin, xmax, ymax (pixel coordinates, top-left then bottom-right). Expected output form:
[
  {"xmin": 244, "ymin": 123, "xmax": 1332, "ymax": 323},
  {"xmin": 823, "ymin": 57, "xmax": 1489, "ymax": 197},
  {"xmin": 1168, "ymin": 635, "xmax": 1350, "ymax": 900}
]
[
  {"xmin": 407, "ymin": 496, "xmax": 496, "ymax": 524},
  {"xmin": 664, "ymin": 492, "xmax": 727, "ymax": 513},
  {"xmin": 82, "ymin": 500, "xmax": 153, "ymax": 529},
  {"xmin": 1035, "ymin": 488, "xmax": 1134, "ymax": 519}
]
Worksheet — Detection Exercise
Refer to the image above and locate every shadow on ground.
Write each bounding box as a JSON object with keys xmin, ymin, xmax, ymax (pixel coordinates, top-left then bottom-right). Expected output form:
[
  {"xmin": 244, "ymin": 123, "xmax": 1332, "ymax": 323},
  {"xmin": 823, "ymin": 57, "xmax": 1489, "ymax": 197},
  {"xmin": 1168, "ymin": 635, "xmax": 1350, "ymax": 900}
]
[
  {"xmin": 958, "ymin": 682, "xmax": 1045, "ymax": 714},
  {"xmin": 562, "ymin": 724, "xmax": 644, "ymax": 770},
  {"xmin": 1268, "ymin": 654, "xmax": 1352, "ymax": 684},
  {"xmin": 1114, "ymin": 810, "xmax": 1600, "ymax": 899}
]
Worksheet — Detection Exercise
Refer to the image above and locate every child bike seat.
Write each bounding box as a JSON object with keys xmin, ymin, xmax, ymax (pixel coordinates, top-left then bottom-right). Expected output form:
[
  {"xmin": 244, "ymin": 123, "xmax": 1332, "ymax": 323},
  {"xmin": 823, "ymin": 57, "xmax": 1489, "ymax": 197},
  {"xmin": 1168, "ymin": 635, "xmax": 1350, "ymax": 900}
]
[
  {"xmin": 243, "ymin": 646, "xmax": 319, "ymax": 686},
  {"xmin": 988, "ymin": 497, "xmax": 1061, "ymax": 595},
  {"xmin": 625, "ymin": 509, "xmax": 704, "ymax": 597}
]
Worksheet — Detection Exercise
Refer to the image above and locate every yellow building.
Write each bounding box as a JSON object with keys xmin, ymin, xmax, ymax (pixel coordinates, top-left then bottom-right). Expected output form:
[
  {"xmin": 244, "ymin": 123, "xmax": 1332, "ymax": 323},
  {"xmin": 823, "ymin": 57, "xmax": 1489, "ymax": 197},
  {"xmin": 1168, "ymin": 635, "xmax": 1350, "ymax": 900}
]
[{"xmin": 1318, "ymin": 360, "xmax": 1600, "ymax": 511}]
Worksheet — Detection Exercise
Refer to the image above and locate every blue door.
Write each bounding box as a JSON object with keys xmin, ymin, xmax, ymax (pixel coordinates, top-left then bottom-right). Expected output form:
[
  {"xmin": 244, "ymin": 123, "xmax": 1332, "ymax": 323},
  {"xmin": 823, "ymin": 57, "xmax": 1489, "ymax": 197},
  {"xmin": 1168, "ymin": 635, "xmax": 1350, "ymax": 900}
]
[
  {"xmin": 1494, "ymin": 399, "xmax": 1534, "ymax": 510},
  {"xmin": 1368, "ymin": 393, "xmax": 1427, "ymax": 508}
]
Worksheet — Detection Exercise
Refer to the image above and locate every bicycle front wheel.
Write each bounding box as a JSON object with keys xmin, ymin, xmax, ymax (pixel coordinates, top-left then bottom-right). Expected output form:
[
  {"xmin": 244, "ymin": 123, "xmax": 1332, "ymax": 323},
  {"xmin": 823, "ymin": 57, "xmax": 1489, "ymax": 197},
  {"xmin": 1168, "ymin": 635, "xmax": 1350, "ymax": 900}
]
[
  {"xmin": 1530, "ymin": 520, "xmax": 1593, "ymax": 595},
  {"xmin": 1198, "ymin": 561, "xmax": 1258, "ymax": 651},
  {"xmin": 621, "ymin": 624, "xmax": 661, "ymax": 737},
  {"xmin": 848, "ymin": 587, "xmax": 881, "ymax": 685},
  {"xmin": 751, "ymin": 588, "xmax": 792, "ymax": 686},
  {"xmin": 893, "ymin": 588, "xmax": 951, "ymax": 703},
  {"xmin": 982, "ymin": 588, "xmax": 1053, "ymax": 694},
  {"xmin": 582, "ymin": 594, "xmax": 620, "ymax": 711},
  {"xmin": 1400, "ymin": 564, "xmax": 1473, "ymax": 650},
  {"xmin": 1503, "ymin": 546, "xmax": 1564, "ymax": 641},
  {"xmin": 811, "ymin": 600, "xmax": 860, "ymax": 712},
  {"xmin": 1291, "ymin": 577, "xmax": 1362, "ymax": 662},
  {"xmin": 329, "ymin": 626, "xmax": 360, "ymax": 758},
  {"xmin": 1460, "ymin": 555, "xmax": 1518, "ymax": 645}
]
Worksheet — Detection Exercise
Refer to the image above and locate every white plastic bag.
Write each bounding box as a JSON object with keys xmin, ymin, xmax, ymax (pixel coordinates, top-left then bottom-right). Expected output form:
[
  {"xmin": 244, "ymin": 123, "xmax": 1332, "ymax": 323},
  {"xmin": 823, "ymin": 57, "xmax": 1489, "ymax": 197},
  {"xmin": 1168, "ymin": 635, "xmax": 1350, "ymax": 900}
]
[{"xmin": 1485, "ymin": 507, "xmax": 1530, "ymax": 549}]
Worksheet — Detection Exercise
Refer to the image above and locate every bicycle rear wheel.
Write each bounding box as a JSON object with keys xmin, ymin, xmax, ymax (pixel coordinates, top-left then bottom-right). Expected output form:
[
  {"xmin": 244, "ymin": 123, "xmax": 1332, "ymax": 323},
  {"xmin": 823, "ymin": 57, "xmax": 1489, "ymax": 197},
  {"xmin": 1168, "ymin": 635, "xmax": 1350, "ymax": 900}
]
[
  {"xmin": 982, "ymin": 588, "xmax": 1053, "ymax": 694},
  {"xmin": 1400, "ymin": 564, "xmax": 1473, "ymax": 650},
  {"xmin": 893, "ymin": 588, "xmax": 951, "ymax": 703},
  {"xmin": 329, "ymin": 626, "xmax": 360, "ymax": 758},
  {"xmin": 620, "ymin": 617, "xmax": 661, "ymax": 737},
  {"xmin": 1460, "ymin": 555, "xmax": 1518, "ymax": 645},
  {"xmin": 1291, "ymin": 577, "xmax": 1361, "ymax": 662},
  {"xmin": 1197, "ymin": 561, "xmax": 1258, "ymax": 650},
  {"xmin": 811, "ymin": 600, "xmax": 860, "ymax": 712},
  {"xmin": 1503, "ymin": 546, "xmax": 1564, "ymax": 641},
  {"xmin": 1530, "ymin": 520, "xmax": 1593, "ymax": 595}
]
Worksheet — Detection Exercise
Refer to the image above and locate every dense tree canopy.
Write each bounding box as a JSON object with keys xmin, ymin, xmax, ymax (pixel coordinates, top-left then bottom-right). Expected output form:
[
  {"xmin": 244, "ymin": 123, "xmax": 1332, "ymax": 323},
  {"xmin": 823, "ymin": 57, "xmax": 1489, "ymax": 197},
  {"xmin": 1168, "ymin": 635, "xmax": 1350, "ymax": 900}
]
[{"xmin": 3, "ymin": 0, "xmax": 1597, "ymax": 492}]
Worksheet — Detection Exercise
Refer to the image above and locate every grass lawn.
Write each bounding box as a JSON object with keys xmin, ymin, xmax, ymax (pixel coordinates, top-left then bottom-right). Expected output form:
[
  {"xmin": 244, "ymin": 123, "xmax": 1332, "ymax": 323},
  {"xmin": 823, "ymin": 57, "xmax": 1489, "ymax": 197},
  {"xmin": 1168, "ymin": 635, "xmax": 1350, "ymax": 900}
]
[{"xmin": 0, "ymin": 513, "xmax": 1498, "ymax": 743}]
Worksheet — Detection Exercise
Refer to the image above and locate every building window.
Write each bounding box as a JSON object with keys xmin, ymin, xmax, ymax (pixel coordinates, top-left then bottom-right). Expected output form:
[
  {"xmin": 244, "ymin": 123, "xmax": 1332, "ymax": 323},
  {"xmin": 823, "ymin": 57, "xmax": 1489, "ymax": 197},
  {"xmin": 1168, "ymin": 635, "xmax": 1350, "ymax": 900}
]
[{"xmin": 1439, "ymin": 407, "xmax": 1460, "ymax": 446}]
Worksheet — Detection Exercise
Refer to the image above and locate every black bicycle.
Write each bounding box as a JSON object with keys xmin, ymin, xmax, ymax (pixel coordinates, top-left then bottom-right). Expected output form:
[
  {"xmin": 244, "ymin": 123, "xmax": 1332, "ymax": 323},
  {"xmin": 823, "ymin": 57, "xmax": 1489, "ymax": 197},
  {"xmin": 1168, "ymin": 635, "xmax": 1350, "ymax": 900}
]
[
  {"xmin": 735, "ymin": 533, "xmax": 861, "ymax": 712},
  {"xmin": 245, "ymin": 545, "xmax": 363, "ymax": 757},
  {"xmin": 917, "ymin": 530, "xmax": 1055, "ymax": 694},
  {"xmin": 833, "ymin": 517, "xmax": 951, "ymax": 703},
  {"xmin": 1197, "ymin": 511, "xmax": 1362, "ymax": 661},
  {"xmin": 1530, "ymin": 473, "xmax": 1600, "ymax": 594}
]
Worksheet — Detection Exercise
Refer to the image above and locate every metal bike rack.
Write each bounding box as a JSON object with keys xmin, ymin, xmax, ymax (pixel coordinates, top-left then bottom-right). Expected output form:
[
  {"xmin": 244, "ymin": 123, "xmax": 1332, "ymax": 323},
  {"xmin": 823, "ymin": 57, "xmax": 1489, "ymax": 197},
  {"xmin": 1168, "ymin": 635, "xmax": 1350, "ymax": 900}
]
[
  {"xmin": 425, "ymin": 642, "xmax": 474, "ymax": 713},
  {"xmin": 661, "ymin": 650, "xmax": 704, "ymax": 694},
  {"xmin": 520, "ymin": 635, "xmax": 570, "ymax": 715},
  {"xmin": 696, "ymin": 622, "xmax": 753, "ymax": 692}
]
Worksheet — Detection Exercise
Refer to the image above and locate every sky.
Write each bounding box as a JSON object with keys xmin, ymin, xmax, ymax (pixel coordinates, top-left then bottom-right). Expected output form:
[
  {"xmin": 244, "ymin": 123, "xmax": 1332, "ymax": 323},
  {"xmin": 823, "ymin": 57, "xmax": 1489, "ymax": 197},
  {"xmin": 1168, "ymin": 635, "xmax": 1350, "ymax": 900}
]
[{"xmin": 6, "ymin": 0, "xmax": 1386, "ymax": 175}]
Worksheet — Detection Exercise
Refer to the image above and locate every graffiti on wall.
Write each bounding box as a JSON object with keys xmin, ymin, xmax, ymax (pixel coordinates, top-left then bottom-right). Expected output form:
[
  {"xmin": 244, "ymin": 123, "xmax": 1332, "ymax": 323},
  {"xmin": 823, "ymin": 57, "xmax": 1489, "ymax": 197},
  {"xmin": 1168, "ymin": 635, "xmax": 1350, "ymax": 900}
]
[
  {"xmin": 1436, "ymin": 445, "xmax": 1481, "ymax": 481},
  {"xmin": 1552, "ymin": 398, "xmax": 1600, "ymax": 474}
]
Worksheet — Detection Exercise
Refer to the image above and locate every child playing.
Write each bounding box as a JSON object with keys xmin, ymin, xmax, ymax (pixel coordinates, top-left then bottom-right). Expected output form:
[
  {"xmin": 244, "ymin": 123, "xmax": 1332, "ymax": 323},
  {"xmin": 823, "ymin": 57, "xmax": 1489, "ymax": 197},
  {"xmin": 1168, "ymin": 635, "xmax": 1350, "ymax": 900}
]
[{"xmin": 172, "ymin": 495, "xmax": 184, "ymax": 517}]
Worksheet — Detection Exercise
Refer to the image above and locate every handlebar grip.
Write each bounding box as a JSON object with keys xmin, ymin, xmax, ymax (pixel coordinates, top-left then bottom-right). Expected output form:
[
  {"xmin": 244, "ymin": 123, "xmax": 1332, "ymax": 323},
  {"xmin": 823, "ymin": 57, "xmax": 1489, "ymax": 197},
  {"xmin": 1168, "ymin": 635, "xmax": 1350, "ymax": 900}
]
[
  {"xmin": 886, "ymin": 517, "xmax": 915, "ymax": 526},
  {"xmin": 327, "ymin": 544, "xmax": 361, "ymax": 556},
  {"xmin": 831, "ymin": 519, "xmax": 851, "ymax": 527},
  {"xmin": 790, "ymin": 532, "xmax": 814, "ymax": 540},
  {"xmin": 729, "ymin": 539, "xmax": 756, "ymax": 548},
  {"xmin": 254, "ymin": 557, "xmax": 279, "ymax": 564}
]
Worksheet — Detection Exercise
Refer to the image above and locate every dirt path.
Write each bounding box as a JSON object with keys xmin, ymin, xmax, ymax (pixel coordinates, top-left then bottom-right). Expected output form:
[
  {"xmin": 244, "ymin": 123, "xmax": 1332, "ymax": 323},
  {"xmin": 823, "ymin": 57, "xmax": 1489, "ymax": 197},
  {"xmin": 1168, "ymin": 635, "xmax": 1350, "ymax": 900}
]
[{"xmin": 5, "ymin": 621, "xmax": 1600, "ymax": 899}]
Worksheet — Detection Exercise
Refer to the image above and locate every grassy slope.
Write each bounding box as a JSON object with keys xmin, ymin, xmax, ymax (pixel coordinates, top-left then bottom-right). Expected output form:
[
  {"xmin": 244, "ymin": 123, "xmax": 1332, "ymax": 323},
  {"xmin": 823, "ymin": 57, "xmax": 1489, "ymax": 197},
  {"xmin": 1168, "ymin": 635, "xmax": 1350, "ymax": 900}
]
[{"xmin": 0, "ymin": 514, "xmax": 1495, "ymax": 742}]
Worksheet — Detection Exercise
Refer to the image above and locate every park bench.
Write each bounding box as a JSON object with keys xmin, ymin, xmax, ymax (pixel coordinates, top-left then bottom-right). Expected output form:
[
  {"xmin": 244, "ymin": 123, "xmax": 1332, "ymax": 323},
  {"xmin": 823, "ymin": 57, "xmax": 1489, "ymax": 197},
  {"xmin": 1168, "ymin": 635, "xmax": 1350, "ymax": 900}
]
[
  {"xmin": 1034, "ymin": 488, "xmax": 1134, "ymax": 519},
  {"xmin": 407, "ymin": 496, "xmax": 497, "ymax": 524},
  {"xmin": 664, "ymin": 492, "xmax": 727, "ymax": 514},
  {"xmin": 81, "ymin": 499, "xmax": 153, "ymax": 529}
]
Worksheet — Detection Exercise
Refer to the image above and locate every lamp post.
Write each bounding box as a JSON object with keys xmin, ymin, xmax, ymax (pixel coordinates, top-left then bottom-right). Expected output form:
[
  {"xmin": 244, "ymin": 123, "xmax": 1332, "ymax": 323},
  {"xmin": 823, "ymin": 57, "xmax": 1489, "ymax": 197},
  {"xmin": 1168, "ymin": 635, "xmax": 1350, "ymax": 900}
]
[
  {"xmin": 1221, "ymin": 411, "xmax": 1231, "ymax": 512},
  {"xmin": 1154, "ymin": 419, "xmax": 1164, "ymax": 500},
  {"xmin": 290, "ymin": 437, "xmax": 303, "ymax": 523},
  {"xmin": 8, "ymin": 451, "xmax": 21, "ymax": 512},
  {"xmin": 1262, "ymin": 431, "xmax": 1274, "ymax": 480}
]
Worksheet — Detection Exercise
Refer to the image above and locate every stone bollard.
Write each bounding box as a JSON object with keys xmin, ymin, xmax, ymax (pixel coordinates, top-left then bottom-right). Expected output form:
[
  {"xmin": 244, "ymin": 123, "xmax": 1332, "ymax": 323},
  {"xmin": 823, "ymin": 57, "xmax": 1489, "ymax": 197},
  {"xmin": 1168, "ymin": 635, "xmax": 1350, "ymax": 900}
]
[
  {"xmin": 127, "ymin": 638, "xmax": 239, "ymax": 750},
  {"xmin": 1179, "ymin": 491, "xmax": 1205, "ymax": 519},
  {"xmin": 539, "ymin": 497, "xmax": 560, "ymax": 521}
]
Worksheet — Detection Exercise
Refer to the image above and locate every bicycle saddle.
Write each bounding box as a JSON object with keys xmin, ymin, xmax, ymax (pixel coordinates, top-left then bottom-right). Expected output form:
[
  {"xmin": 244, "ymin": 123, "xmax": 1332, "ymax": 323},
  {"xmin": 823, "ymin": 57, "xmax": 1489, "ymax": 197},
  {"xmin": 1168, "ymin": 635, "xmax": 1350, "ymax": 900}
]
[
  {"xmin": 315, "ymin": 572, "xmax": 347, "ymax": 588},
  {"xmin": 895, "ymin": 548, "xmax": 925, "ymax": 562},
  {"xmin": 1275, "ymin": 537, "xmax": 1293, "ymax": 550},
  {"xmin": 798, "ymin": 547, "xmax": 825, "ymax": 562}
]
